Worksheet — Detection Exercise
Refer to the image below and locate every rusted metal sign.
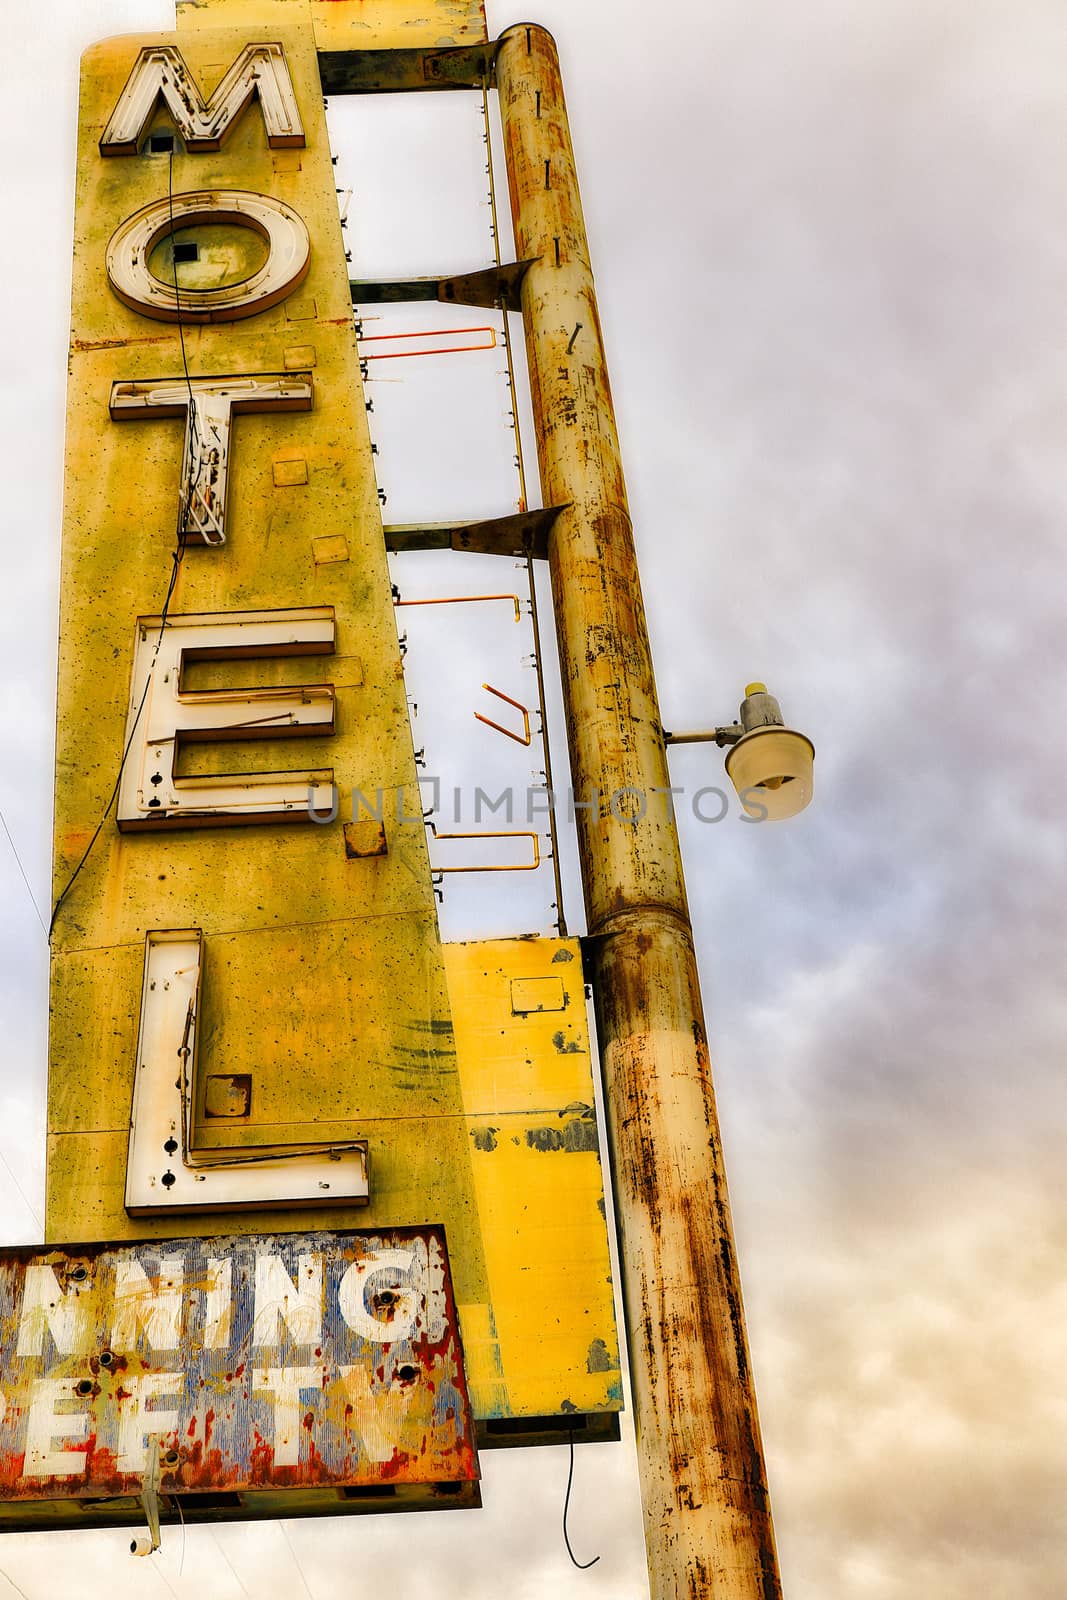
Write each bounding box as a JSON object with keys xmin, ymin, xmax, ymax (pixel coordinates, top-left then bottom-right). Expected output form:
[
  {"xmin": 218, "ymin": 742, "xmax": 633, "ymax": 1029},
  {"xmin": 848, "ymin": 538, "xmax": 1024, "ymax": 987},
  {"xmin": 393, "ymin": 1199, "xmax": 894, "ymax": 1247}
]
[{"xmin": 0, "ymin": 1228, "xmax": 478, "ymax": 1530}]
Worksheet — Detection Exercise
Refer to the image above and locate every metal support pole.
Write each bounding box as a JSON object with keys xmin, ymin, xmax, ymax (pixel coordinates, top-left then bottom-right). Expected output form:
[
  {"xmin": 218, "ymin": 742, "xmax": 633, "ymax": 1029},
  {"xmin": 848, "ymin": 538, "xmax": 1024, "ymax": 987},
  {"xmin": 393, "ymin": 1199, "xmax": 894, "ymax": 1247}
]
[{"xmin": 495, "ymin": 26, "xmax": 783, "ymax": 1600}]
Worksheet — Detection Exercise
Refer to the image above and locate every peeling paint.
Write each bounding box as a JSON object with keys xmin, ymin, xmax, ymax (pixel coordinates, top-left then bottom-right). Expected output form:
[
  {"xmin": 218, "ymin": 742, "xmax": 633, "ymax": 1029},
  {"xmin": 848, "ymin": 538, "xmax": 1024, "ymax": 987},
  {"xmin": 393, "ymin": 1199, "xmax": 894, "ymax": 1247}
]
[
  {"xmin": 586, "ymin": 1339, "xmax": 612, "ymax": 1373},
  {"xmin": 0, "ymin": 1229, "xmax": 477, "ymax": 1521},
  {"xmin": 524, "ymin": 1118, "xmax": 598, "ymax": 1154}
]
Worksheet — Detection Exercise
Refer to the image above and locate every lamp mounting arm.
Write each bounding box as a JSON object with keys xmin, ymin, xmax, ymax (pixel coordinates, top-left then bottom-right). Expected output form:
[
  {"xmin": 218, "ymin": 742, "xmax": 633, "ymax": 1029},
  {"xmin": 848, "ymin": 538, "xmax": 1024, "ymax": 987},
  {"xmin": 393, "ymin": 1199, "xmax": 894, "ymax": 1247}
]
[{"xmin": 662, "ymin": 725, "xmax": 743, "ymax": 748}]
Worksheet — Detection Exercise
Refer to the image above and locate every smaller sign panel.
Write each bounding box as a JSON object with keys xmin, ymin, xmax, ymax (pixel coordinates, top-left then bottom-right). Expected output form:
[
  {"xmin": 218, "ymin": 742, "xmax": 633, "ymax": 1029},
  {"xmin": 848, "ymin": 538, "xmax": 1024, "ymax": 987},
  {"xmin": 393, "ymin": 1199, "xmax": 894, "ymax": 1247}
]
[{"xmin": 0, "ymin": 1229, "xmax": 478, "ymax": 1530}]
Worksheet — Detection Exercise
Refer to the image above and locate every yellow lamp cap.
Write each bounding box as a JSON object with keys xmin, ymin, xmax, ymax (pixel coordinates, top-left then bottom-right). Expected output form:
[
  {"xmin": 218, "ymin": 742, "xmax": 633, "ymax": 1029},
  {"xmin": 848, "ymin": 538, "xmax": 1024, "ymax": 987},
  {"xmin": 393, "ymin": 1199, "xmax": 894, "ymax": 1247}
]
[{"xmin": 745, "ymin": 681, "xmax": 767, "ymax": 697}]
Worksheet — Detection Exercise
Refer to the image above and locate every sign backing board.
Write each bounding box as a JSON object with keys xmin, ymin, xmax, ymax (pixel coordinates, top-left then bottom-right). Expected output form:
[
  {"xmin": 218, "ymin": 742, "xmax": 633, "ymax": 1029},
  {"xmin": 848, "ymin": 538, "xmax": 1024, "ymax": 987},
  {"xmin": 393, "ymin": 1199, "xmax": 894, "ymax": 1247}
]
[
  {"xmin": 50, "ymin": 8, "xmax": 621, "ymax": 1456},
  {"xmin": 0, "ymin": 1228, "xmax": 478, "ymax": 1530}
]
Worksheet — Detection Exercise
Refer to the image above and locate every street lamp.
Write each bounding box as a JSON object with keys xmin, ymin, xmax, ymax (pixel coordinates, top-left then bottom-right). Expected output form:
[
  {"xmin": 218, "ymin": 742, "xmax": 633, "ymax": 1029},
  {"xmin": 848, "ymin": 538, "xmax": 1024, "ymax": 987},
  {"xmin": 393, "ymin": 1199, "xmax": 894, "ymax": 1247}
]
[{"xmin": 664, "ymin": 681, "xmax": 815, "ymax": 820}]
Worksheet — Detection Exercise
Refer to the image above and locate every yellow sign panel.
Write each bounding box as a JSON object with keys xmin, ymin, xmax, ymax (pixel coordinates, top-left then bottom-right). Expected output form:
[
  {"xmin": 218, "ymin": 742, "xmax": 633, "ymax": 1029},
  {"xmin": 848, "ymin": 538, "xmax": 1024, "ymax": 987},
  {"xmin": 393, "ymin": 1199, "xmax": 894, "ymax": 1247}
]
[
  {"xmin": 176, "ymin": 0, "xmax": 488, "ymax": 49},
  {"xmin": 50, "ymin": 10, "xmax": 619, "ymax": 1456}
]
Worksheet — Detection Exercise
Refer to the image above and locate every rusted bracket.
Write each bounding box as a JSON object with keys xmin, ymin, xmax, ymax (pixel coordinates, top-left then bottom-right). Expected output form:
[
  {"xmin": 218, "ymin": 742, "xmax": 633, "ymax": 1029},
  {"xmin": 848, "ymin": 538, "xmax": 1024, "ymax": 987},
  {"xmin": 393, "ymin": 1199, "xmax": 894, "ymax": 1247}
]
[
  {"xmin": 130, "ymin": 1445, "xmax": 161, "ymax": 1558},
  {"xmin": 319, "ymin": 41, "xmax": 499, "ymax": 95},
  {"xmin": 475, "ymin": 684, "xmax": 531, "ymax": 746},
  {"xmin": 383, "ymin": 504, "xmax": 567, "ymax": 560},
  {"xmin": 351, "ymin": 259, "xmax": 536, "ymax": 313},
  {"xmin": 429, "ymin": 829, "xmax": 541, "ymax": 873}
]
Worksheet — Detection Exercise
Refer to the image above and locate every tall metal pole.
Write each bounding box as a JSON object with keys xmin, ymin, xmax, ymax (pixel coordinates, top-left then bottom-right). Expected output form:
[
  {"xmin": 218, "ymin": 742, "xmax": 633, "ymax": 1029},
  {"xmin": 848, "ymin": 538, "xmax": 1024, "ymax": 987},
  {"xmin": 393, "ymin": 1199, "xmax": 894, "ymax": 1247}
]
[{"xmin": 495, "ymin": 27, "xmax": 783, "ymax": 1600}]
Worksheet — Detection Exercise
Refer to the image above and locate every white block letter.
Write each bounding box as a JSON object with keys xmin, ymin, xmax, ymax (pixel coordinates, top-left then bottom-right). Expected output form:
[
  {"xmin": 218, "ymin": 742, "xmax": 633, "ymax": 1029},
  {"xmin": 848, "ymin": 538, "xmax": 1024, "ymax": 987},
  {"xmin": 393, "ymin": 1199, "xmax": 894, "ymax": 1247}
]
[
  {"xmin": 106, "ymin": 190, "xmax": 310, "ymax": 324},
  {"xmin": 203, "ymin": 1258, "xmax": 233, "ymax": 1351},
  {"xmin": 252, "ymin": 1366, "xmax": 322, "ymax": 1467},
  {"xmin": 116, "ymin": 608, "xmax": 336, "ymax": 831},
  {"xmin": 253, "ymin": 1254, "xmax": 322, "ymax": 1349},
  {"xmin": 23, "ymin": 1380, "xmax": 89, "ymax": 1479},
  {"xmin": 100, "ymin": 44, "xmax": 304, "ymax": 155},
  {"xmin": 117, "ymin": 1373, "xmax": 184, "ymax": 1472},
  {"xmin": 337, "ymin": 1250, "xmax": 421, "ymax": 1344},
  {"xmin": 16, "ymin": 1266, "xmax": 92, "ymax": 1358},
  {"xmin": 112, "ymin": 1257, "xmax": 184, "ymax": 1352},
  {"xmin": 110, "ymin": 373, "xmax": 313, "ymax": 547}
]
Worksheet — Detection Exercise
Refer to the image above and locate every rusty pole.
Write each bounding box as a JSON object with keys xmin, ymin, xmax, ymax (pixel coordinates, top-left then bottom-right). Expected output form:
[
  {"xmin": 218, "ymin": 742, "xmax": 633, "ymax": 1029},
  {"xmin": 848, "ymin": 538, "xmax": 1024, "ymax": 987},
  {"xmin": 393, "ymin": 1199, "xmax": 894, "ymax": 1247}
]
[{"xmin": 495, "ymin": 26, "xmax": 783, "ymax": 1600}]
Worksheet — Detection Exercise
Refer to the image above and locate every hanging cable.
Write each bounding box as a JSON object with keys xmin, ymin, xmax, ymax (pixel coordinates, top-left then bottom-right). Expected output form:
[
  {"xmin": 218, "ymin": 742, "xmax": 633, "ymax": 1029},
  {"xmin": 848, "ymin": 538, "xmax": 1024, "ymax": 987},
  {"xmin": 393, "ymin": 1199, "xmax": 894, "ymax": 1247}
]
[
  {"xmin": 481, "ymin": 84, "xmax": 567, "ymax": 936},
  {"xmin": 209, "ymin": 1531, "xmax": 253, "ymax": 1599},
  {"xmin": 0, "ymin": 1147, "xmax": 43, "ymax": 1235},
  {"xmin": 174, "ymin": 1486, "xmax": 186, "ymax": 1577},
  {"xmin": 563, "ymin": 1418, "xmax": 601, "ymax": 1570},
  {"xmin": 167, "ymin": 144, "xmax": 213, "ymax": 536},
  {"xmin": 0, "ymin": 1566, "xmax": 32, "ymax": 1600},
  {"xmin": 0, "ymin": 811, "xmax": 47, "ymax": 935},
  {"xmin": 49, "ymin": 148, "xmax": 195, "ymax": 940},
  {"xmin": 47, "ymin": 544, "xmax": 183, "ymax": 938},
  {"xmin": 148, "ymin": 1557, "xmax": 181, "ymax": 1600},
  {"xmin": 278, "ymin": 1523, "xmax": 316, "ymax": 1600}
]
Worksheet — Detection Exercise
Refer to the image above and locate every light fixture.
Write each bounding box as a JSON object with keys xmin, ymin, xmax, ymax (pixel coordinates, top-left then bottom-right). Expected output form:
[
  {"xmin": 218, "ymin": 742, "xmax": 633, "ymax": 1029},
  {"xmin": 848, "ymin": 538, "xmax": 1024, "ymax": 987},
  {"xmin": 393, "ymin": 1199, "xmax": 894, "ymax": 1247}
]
[{"xmin": 663, "ymin": 683, "xmax": 814, "ymax": 821}]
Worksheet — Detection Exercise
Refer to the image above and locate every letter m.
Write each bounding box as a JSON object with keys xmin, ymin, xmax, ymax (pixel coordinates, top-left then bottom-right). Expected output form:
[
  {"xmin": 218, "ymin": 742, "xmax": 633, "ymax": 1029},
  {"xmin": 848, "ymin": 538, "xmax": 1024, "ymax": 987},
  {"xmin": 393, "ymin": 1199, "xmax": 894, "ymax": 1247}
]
[{"xmin": 100, "ymin": 44, "xmax": 305, "ymax": 156}]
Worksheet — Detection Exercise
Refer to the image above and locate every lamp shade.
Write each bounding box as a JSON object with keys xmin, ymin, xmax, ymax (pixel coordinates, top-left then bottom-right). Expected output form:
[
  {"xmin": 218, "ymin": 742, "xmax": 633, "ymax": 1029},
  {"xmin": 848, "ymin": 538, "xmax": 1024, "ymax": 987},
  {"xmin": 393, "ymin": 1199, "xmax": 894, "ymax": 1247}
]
[{"xmin": 724, "ymin": 725, "xmax": 814, "ymax": 821}]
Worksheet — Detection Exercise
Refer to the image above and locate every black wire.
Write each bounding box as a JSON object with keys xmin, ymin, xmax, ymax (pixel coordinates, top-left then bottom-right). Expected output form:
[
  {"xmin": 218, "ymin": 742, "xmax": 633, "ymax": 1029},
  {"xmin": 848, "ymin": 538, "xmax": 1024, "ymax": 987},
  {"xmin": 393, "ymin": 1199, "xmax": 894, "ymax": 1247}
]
[
  {"xmin": 167, "ymin": 144, "xmax": 206, "ymax": 535},
  {"xmin": 168, "ymin": 145, "xmax": 197, "ymax": 423},
  {"xmin": 0, "ymin": 810, "xmax": 47, "ymax": 935},
  {"xmin": 563, "ymin": 1419, "xmax": 600, "ymax": 1571},
  {"xmin": 49, "ymin": 147, "xmax": 196, "ymax": 940},
  {"xmin": 48, "ymin": 548, "xmax": 184, "ymax": 939}
]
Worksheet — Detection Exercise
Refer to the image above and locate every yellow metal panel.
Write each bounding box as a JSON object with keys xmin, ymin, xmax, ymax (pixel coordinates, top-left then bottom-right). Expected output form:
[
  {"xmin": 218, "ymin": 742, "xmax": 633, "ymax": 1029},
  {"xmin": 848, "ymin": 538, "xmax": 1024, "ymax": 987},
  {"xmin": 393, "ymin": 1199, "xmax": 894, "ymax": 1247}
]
[
  {"xmin": 308, "ymin": 0, "xmax": 487, "ymax": 47},
  {"xmin": 446, "ymin": 938, "xmax": 621, "ymax": 1420},
  {"xmin": 176, "ymin": 0, "xmax": 489, "ymax": 48},
  {"xmin": 52, "ymin": 17, "xmax": 617, "ymax": 1445},
  {"xmin": 51, "ymin": 22, "xmax": 486, "ymax": 1323}
]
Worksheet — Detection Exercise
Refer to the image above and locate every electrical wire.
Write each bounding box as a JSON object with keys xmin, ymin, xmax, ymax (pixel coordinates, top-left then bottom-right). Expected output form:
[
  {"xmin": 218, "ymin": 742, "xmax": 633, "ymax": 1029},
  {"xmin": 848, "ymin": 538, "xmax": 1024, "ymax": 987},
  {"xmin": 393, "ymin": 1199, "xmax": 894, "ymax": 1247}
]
[
  {"xmin": 48, "ymin": 145, "xmax": 197, "ymax": 941},
  {"xmin": 0, "ymin": 1564, "xmax": 32, "ymax": 1599},
  {"xmin": 0, "ymin": 811, "xmax": 47, "ymax": 935},
  {"xmin": 208, "ymin": 1532, "xmax": 253, "ymax": 1599},
  {"xmin": 149, "ymin": 1558, "xmax": 181, "ymax": 1600},
  {"xmin": 278, "ymin": 1523, "xmax": 316, "ymax": 1600},
  {"xmin": 563, "ymin": 1420, "xmax": 600, "ymax": 1571},
  {"xmin": 168, "ymin": 146, "xmax": 197, "ymax": 409},
  {"xmin": 47, "ymin": 545, "xmax": 184, "ymax": 939},
  {"xmin": 174, "ymin": 1486, "xmax": 186, "ymax": 1577},
  {"xmin": 481, "ymin": 85, "xmax": 567, "ymax": 935},
  {"xmin": 167, "ymin": 146, "xmax": 214, "ymax": 539},
  {"xmin": 0, "ymin": 1147, "xmax": 43, "ymax": 1235}
]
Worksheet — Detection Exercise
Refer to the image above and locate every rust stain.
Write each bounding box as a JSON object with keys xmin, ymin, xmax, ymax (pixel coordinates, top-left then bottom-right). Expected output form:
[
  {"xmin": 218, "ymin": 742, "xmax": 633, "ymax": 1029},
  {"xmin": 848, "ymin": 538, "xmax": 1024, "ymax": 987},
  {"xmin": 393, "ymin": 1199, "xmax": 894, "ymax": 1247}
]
[{"xmin": 0, "ymin": 1229, "xmax": 479, "ymax": 1519}]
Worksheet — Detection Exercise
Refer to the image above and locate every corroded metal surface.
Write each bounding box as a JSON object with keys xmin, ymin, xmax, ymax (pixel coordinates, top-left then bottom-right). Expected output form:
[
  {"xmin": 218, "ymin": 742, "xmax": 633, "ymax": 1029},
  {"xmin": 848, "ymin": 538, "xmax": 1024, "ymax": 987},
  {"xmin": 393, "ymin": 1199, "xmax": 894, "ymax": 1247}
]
[
  {"xmin": 50, "ymin": 5, "xmax": 620, "ymax": 1485},
  {"xmin": 351, "ymin": 258, "xmax": 535, "ymax": 312},
  {"xmin": 318, "ymin": 43, "xmax": 498, "ymax": 95},
  {"xmin": 444, "ymin": 937, "xmax": 621, "ymax": 1428},
  {"xmin": 382, "ymin": 505, "xmax": 565, "ymax": 559},
  {"xmin": 0, "ymin": 1228, "xmax": 477, "ymax": 1526},
  {"xmin": 51, "ymin": 22, "xmax": 484, "ymax": 1290},
  {"xmin": 496, "ymin": 26, "xmax": 784, "ymax": 1599},
  {"xmin": 176, "ymin": 0, "xmax": 489, "ymax": 52}
]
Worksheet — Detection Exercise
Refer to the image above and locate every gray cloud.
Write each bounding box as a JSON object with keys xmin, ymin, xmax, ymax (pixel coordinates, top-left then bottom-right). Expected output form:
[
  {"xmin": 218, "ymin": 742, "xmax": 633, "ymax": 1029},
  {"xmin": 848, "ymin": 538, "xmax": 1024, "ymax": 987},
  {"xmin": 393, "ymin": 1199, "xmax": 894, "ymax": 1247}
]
[{"xmin": 1, "ymin": 0, "xmax": 1065, "ymax": 1596}]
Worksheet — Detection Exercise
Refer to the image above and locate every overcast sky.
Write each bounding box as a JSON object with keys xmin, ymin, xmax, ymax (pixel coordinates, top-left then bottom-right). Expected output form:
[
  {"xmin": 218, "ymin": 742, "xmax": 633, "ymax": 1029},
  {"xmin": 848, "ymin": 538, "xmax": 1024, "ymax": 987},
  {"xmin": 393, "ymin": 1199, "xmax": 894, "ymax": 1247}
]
[{"xmin": 2, "ymin": 1, "xmax": 1066, "ymax": 1597}]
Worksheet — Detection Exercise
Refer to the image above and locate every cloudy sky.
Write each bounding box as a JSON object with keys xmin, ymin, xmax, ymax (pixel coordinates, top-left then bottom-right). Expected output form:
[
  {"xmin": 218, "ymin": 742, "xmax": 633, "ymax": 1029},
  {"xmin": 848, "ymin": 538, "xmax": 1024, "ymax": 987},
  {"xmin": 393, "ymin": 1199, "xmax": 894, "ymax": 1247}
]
[{"xmin": 2, "ymin": 0, "xmax": 1066, "ymax": 1596}]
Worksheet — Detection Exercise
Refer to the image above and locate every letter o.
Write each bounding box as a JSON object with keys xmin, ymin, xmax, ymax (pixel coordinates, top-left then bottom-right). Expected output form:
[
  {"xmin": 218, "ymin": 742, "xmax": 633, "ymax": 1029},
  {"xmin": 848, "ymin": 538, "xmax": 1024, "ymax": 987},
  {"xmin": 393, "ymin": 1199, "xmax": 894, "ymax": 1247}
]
[
  {"xmin": 106, "ymin": 189, "xmax": 311, "ymax": 323},
  {"xmin": 692, "ymin": 786, "xmax": 729, "ymax": 824}
]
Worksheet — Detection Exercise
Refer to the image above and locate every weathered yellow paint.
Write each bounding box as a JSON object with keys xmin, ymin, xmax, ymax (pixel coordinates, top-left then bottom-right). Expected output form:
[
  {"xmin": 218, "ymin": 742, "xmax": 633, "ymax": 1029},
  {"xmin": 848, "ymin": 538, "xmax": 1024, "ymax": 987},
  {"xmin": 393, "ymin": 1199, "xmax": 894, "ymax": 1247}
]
[
  {"xmin": 445, "ymin": 937, "xmax": 621, "ymax": 1421},
  {"xmin": 176, "ymin": 0, "xmax": 488, "ymax": 49},
  {"xmin": 51, "ymin": 13, "xmax": 618, "ymax": 1450},
  {"xmin": 51, "ymin": 17, "xmax": 487, "ymax": 1323}
]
